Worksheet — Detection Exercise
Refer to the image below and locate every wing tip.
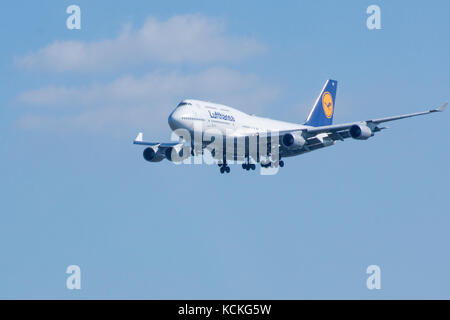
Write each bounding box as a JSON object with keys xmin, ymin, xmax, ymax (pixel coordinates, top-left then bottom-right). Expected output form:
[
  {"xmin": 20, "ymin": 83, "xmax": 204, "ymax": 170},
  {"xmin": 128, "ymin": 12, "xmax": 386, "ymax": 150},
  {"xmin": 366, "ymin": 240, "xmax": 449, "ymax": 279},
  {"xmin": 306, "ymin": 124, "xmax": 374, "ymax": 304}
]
[{"xmin": 436, "ymin": 102, "xmax": 448, "ymax": 112}]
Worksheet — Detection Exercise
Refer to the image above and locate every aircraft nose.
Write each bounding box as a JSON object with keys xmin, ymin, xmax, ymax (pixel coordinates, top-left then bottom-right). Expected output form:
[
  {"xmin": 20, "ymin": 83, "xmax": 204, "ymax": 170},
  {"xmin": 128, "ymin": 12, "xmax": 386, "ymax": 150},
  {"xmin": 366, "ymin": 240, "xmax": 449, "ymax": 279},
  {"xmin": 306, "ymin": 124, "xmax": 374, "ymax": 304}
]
[{"xmin": 168, "ymin": 108, "xmax": 182, "ymax": 130}]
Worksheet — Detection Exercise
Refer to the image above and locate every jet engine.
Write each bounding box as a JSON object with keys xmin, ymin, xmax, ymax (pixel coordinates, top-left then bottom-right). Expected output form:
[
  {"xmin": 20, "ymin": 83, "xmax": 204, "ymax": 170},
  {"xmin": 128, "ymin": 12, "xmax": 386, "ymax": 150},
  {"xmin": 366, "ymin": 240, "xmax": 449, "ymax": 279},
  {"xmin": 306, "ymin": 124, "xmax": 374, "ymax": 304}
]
[
  {"xmin": 143, "ymin": 147, "xmax": 164, "ymax": 162},
  {"xmin": 349, "ymin": 124, "xmax": 373, "ymax": 140},
  {"xmin": 165, "ymin": 146, "xmax": 185, "ymax": 162},
  {"xmin": 281, "ymin": 132, "xmax": 306, "ymax": 149}
]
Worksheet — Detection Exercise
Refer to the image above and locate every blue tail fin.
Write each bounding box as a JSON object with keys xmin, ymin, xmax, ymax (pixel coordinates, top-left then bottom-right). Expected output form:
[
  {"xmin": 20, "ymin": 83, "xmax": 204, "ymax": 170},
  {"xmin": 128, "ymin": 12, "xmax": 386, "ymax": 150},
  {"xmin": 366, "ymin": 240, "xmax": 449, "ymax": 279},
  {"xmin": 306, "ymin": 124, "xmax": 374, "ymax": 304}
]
[{"xmin": 304, "ymin": 79, "xmax": 337, "ymax": 127}]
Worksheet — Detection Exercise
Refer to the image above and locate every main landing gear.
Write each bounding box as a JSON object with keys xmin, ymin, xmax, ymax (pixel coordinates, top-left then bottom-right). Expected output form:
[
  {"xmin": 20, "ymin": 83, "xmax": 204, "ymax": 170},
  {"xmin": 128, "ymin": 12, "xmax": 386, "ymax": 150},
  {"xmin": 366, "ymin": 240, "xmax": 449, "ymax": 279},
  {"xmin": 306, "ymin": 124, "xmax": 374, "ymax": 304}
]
[
  {"xmin": 242, "ymin": 163, "xmax": 256, "ymax": 171},
  {"xmin": 218, "ymin": 162, "xmax": 230, "ymax": 174},
  {"xmin": 218, "ymin": 158, "xmax": 285, "ymax": 173},
  {"xmin": 261, "ymin": 160, "xmax": 285, "ymax": 168}
]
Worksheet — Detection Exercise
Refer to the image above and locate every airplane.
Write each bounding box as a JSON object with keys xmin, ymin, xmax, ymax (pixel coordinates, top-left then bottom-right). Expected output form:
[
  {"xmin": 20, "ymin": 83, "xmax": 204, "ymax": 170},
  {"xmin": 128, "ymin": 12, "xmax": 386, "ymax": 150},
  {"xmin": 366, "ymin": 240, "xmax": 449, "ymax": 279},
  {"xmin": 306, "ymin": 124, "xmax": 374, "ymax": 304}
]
[{"xmin": 134, "ymin": 79, "xmax": 447, "ymax": 174}]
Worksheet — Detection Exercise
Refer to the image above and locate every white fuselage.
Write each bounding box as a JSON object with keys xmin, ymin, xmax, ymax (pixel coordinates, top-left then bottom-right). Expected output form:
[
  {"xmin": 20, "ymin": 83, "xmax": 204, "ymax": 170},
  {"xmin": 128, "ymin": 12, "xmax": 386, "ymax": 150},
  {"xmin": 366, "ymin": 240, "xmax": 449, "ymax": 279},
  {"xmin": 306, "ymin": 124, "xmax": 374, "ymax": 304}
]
[{"xmin": 168, "ymin": 99, "xmax": 310, "ymax": 138}]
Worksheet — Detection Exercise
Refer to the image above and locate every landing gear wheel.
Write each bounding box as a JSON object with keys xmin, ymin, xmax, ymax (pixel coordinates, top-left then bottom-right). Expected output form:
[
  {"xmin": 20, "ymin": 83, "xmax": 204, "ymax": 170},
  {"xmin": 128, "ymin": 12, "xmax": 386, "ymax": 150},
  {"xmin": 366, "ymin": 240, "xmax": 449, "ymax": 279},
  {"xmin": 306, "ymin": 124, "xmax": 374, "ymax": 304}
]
[
  {"xmin": 220, "ymin": 161, "xmax": 230, "ymax": 174},
  {"xmin": 242, "ymin": 163, "xmax": 255, "ymax": 171},
  {"xmin": 279, "ymin": 160, "xmax": 284, "ymax": 168}
]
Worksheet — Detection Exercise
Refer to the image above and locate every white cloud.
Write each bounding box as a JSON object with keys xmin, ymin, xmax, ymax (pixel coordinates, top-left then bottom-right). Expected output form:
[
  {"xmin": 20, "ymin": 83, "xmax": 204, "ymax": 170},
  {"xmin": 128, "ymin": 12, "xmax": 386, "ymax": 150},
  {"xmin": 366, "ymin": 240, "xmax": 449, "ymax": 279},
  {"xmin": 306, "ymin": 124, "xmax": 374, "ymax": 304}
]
[
  {"xmin": 17, "ymin": 14, "xmax": 265, "ymax": 72},
  {"xmin": 17, "ymin": 67, "xmax": 279, "ymax": 135}
]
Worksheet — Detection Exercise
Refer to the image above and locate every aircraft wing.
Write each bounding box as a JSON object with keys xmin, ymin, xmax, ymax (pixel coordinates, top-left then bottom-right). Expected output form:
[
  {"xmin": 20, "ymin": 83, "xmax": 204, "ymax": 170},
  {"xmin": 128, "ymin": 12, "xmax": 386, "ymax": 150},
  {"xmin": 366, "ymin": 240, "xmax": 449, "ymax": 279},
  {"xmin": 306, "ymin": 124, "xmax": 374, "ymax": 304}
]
[
  {"xmin": 303, "ymin": 102, "xmax": 447, "ymax": 138},
  {"xmin": 133, "ymin": 132, "xmax": 182, "ymax": 148},
  {"xmin": 268, "ymin": 102, "xmax": 447, "ymax": 152}
]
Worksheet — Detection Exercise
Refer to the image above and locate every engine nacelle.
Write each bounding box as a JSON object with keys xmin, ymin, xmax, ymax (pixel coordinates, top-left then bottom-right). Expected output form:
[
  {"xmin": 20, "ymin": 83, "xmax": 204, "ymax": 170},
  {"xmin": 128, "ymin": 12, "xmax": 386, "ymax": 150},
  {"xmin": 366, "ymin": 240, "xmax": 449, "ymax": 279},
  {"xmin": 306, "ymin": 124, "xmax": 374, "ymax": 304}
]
[
  {"xmin": 349, "ymin": 124, "xmax": 373, "ymax": 140},
  {"xmin": 281, "ymin": 132, "xmax": 306, "ymax": 149},
  {"xmin": 143, "ymin": 147, "xmax": 164, "ymax": 162},
  {"xmin": 165, "ymin": 146, "xmax": 185, "ymax": 162}
]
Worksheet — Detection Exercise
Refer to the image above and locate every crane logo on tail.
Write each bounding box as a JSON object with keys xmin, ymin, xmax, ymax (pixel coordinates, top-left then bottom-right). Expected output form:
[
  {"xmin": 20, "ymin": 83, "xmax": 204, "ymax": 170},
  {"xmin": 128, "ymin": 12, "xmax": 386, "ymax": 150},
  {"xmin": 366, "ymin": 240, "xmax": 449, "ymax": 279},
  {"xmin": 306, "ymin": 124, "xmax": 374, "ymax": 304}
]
[{"xmin": 322, "ymin": 92, "xmax": 334, "ymax": 119}]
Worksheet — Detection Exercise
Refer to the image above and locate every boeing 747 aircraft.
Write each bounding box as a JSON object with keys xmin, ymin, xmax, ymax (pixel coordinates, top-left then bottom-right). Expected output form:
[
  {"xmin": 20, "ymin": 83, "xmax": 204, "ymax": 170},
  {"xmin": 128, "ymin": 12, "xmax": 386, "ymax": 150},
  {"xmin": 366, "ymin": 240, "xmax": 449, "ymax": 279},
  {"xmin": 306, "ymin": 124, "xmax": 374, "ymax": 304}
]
[{"xmin": 134, "ymin": 79, "xmax": 447, "ymax": 173}]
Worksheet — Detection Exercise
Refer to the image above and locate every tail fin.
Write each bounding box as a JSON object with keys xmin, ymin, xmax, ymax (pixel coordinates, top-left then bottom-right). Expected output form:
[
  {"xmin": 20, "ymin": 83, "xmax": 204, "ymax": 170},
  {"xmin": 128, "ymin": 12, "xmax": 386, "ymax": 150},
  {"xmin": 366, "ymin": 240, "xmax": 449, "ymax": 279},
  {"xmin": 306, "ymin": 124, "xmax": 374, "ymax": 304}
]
[{"xmin": 304, "ymin": 79, "xmax": 337, "ymax": 127}]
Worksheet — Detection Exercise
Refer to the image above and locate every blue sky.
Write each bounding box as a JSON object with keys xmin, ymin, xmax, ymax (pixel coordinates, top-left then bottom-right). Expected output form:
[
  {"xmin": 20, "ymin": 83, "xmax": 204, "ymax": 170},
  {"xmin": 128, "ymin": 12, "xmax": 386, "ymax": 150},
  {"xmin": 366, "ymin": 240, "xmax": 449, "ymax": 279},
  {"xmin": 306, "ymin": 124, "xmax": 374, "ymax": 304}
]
[{"xmin": 0, "ymin": 0, "xmax": 449, "ymax": 299}]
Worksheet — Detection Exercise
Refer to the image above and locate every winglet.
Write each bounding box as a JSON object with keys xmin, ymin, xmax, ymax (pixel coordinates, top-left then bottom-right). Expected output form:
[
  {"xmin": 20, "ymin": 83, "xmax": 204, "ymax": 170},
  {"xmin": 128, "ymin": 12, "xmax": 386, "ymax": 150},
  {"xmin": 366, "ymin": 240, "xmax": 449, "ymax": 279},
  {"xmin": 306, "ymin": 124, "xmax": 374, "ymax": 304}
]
[
  {"xmin": 135, "ymin": 132, "xmax": 143, "ymax": 142},
  {"xmin": 436, "ymin": 102, "xmax": 448, "ymax": 112}
]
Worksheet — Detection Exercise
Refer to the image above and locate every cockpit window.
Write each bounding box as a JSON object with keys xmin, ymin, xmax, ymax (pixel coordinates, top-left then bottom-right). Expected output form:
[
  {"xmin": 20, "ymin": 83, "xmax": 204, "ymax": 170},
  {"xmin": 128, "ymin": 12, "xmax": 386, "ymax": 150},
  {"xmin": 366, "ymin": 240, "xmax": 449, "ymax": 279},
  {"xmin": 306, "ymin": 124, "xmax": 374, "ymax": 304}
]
[{"xmin": 177, "ymin": 102, "xmax": 192, "ymax": 107}]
